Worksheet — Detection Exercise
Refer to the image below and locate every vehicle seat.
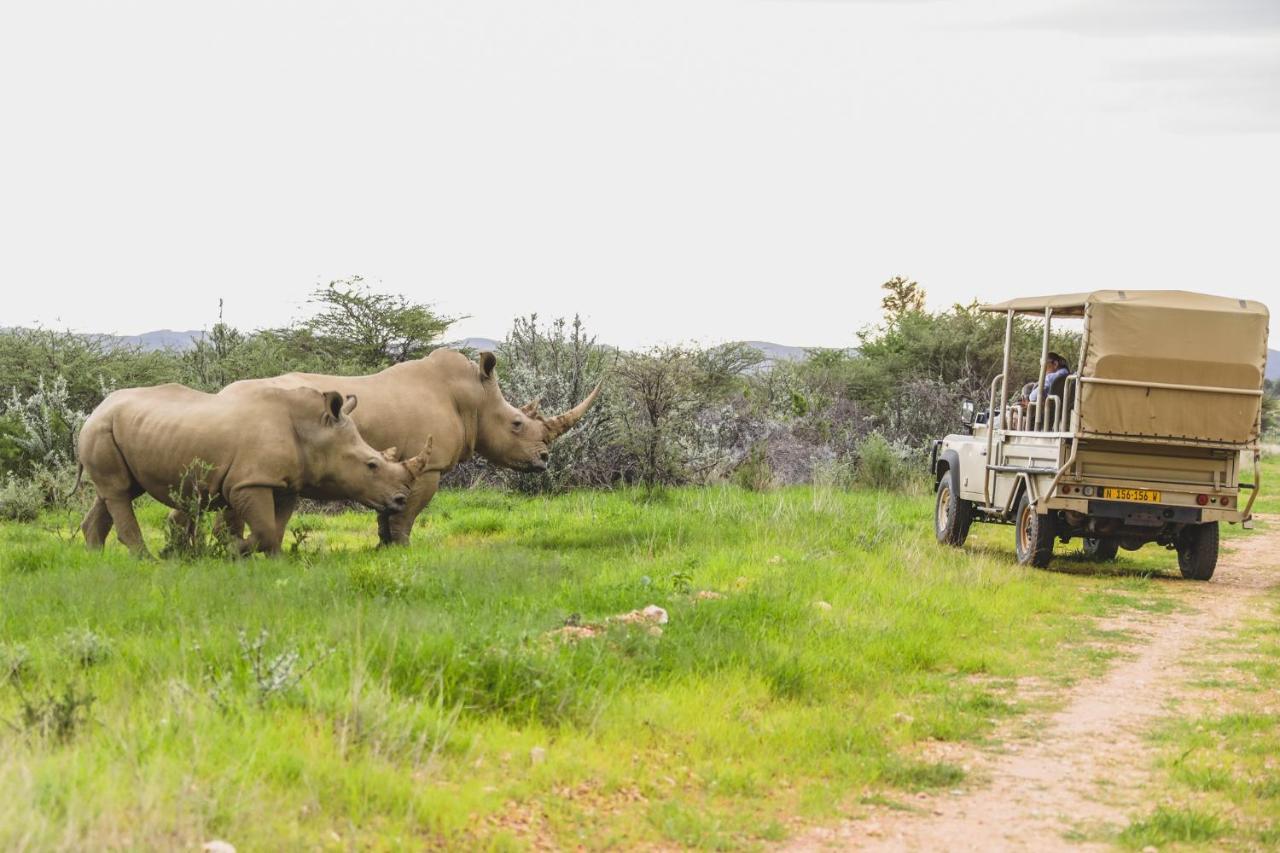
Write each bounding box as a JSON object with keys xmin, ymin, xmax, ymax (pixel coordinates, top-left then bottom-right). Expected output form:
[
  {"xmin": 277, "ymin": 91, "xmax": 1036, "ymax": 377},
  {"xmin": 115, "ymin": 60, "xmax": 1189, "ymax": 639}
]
[{"xmin": 1053, "ymin": 372, "xmax": 1074, "ymax": 430}]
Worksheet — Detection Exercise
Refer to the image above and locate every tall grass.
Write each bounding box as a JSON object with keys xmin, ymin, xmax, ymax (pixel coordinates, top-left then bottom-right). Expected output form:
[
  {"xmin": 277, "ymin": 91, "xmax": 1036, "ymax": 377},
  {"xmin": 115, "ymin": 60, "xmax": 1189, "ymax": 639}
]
[{"xmin": 0, "ymin": 485, "xmax": 1177, "ymax": 848}]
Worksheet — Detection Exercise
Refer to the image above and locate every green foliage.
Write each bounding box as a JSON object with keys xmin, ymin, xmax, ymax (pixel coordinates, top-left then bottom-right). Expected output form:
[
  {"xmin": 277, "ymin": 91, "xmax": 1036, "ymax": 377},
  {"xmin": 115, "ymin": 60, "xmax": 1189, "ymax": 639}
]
[
  {"xmin": 161, "ymin": 459, "xmax": 234, "ymax": 559},
  {"xmin": 732, "ymin": 444, "xmax": 774, "ymax": 492},
  {"xmin": 880, "ymin": 275, "xmax": 926, "ymax": 320},
  {"xmin": 854, "ymin": 296, "xmax": 1080, "ymax": 406},
  {"xmin": 0, "ymin": 327, "xmax": 182, "ymax": 412},
  {"xmin": 302, "ymin": 276, "xmax": 456, "ymax": 370},
  {"xmin": 854, "ymin": 432, "xmax": 919, "ymax": 491},
  {"xmin": 613, "ymin": 343, "xmax": 763, "ymax": 487},
  {"xmin": 60, "ymin": 629, "xmax": 113, "ymax": 668},
  {"xmin": 9, "ymin": 680, "xmax": 96, "ymax": 743},
  {"xmin": 0, "ymin": 643, "xmax": 31, "ymax": 685},
  {"xmin": 0, "ymin": 475, "xmax": 44, "ymax": 523}
]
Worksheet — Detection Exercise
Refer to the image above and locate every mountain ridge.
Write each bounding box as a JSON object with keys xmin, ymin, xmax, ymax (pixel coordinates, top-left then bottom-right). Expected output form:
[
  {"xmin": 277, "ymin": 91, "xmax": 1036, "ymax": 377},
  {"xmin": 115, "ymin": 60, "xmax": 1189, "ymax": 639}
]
[{"xmin": 24, "ymin": 329, "xmax": 1280, "ymax": 381}]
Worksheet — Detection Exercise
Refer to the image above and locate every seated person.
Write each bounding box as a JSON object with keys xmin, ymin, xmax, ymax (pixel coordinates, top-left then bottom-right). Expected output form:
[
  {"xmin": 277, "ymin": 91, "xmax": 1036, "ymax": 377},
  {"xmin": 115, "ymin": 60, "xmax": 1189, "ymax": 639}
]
[
  {"xmin": 1028, "ymin": 353, "xmax": 1070, "ymax": 404},
  {"xmin": 1026, "ymin": 353, "xmax": 1071, "ymax": 429}
]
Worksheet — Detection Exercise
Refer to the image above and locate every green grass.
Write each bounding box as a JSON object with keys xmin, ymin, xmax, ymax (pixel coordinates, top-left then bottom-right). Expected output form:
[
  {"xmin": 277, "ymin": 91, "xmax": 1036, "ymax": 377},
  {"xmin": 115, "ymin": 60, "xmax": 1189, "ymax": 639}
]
[
  {"xmin": 1241, "ymin": 451, "xmax": 1280, "ymax": 517},
  {"xmin": 1123, "ymin": 590, "xmax": 1280, "ymax": 849},
  {"xmin": 0, "ymin": 484, "xmax": 1189, "ymax": 848}
]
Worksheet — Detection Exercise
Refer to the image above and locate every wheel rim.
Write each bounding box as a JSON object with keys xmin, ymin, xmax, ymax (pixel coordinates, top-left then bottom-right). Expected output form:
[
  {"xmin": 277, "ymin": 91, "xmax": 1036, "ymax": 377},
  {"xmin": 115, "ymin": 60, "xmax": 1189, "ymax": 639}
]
[
  {"xmin": 1018, "ymin": 504, "xmax": 1032, "ymax": 554},
  {"xmin": 937, "ymin": 482, "xmax": 952, "ymax": 532}
]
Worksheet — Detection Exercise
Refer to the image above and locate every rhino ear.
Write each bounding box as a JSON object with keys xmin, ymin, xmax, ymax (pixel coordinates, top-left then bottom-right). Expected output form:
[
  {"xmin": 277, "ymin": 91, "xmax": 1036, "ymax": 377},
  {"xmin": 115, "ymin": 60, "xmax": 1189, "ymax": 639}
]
[
  {"xmin": 479, "ymin": 351, "xmax": 497, "ymax": 380},
  {"xmin": 322, "ymin": 391, "xmax": 344, "ymax": 422},
  {"xmin": 342, "ymin": 394, "xmax": 358, "ymax": 415}
]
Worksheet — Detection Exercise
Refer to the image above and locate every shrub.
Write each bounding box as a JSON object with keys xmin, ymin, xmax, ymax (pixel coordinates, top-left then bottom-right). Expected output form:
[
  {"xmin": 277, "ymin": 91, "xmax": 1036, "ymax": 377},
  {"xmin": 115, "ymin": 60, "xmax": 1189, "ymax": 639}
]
[
  {"xmin": 855, "ymin": 432, "xmax": 916, "ymax": 491},
  {"xmin": 161, "ymin": 459, "xmax": 235, "ymax": 559},
  {"xmin": 732, "ymin": 444, "xmax": 774, "ymax": 492},
  {"xmin": 489, "ymin": 314, "xmax": 616, "ymax": 492},
  {"xmin": 1, "ymin": 643, "xmax": 31, "ymax": 684},
  {"xmin": 11, "ymin": 680, "xmax": 96, "ymax": 743},
  {"xmin": 0, "ymin": 474, "xmax": 44, "ymax": 522},
  {"xmin": 62, "ymin": 629, "xmax": 113, "ymax": 668}
]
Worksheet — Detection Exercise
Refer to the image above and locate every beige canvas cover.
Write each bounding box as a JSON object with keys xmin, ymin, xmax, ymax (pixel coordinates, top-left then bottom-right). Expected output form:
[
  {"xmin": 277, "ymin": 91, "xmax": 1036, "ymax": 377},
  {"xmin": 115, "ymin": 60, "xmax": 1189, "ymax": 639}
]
[{"xmin": 1074, "ymin": 292, "xmax": 1267, "ymax": 443}]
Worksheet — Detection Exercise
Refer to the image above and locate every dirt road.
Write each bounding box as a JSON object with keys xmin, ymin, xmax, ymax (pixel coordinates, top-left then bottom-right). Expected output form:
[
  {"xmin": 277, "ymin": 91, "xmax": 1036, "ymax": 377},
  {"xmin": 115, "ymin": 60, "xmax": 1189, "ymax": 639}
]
[{"xmin": 787, "ymin": 520, "xmax": 1280, "ymax": 851}]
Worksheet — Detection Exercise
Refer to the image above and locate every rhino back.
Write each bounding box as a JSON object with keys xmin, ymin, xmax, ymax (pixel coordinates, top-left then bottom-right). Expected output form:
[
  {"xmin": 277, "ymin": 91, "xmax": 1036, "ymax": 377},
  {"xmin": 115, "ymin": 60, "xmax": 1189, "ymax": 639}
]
[
  {"xmin": 221, "ymin": 354, "xmax": 477, "ymax": 466},
  {"xmin": 95, "ymin": 386, "xmax": 298, "ymax": 506}
]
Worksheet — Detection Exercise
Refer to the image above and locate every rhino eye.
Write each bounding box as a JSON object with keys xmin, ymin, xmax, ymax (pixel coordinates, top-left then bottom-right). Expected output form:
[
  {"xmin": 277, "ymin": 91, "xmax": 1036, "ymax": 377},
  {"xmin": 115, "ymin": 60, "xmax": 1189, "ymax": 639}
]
[
  {"xmin": 512, "ymin": 419, "xmax": 523, "ymax": 431},
  {"xmin": 366, "ymin": 460, "xmax": 378, "ymax": 470}
]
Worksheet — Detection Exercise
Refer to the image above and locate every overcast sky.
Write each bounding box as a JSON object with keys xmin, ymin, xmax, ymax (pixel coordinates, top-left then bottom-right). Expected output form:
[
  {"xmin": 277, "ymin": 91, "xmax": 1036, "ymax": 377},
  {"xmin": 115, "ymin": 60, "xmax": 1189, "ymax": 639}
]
[{"xmin": 1, "ymin": 0, "xmax": 1276, "ymax": 348}]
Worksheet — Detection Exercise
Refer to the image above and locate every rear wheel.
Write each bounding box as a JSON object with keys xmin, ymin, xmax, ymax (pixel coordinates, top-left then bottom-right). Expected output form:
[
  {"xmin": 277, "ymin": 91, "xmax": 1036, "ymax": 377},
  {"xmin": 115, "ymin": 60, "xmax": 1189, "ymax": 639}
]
[
  {"xmin": 1176, "ymin": 522, "xmax": 1219, "ymax": 581},
  {"xmin": 934, "ymin": 470, "xmax": 973, "ymax": 546},
  {"xmin": 1014, "ymin": 492, "xmax": 1055, "ymax": 568},
  {"xmin": 1081, "ymin": 537, "xmax": 1120, "ymax": 561}
]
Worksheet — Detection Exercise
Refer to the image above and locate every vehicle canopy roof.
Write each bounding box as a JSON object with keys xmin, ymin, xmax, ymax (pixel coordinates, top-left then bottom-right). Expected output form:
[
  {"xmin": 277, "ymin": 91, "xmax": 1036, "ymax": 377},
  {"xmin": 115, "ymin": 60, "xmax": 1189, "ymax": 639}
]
[{"xmin": 982, "ymin": 290, "xmax": 1270, "ymax": 444}]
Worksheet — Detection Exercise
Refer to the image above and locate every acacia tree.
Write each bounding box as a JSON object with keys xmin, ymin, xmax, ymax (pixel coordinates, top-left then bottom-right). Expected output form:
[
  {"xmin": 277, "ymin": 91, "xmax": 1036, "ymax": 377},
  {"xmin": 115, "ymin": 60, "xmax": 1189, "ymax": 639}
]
[
  {"xmin": 879, "ymin": 276, "xmax": 926, "ymax": 321},
  {"xmin": 304, "ymin": 277, "xmax": 457, "ymax": 369}
]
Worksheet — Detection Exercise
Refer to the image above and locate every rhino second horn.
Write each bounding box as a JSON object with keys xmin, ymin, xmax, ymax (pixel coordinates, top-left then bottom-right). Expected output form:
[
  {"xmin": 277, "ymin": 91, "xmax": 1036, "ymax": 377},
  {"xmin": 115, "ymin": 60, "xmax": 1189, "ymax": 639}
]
[
  {"xmin": 545, "ymin": 381, "xmax": 603, "ymax": 439},
  {"xmin": 407, "ymin": 436, "xmax": 439, "ymax": 476}
]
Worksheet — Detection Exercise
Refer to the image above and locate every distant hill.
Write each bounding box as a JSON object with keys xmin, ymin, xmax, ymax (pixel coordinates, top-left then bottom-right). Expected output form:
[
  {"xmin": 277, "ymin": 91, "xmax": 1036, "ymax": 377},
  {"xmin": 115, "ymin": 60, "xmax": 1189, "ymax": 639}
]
[
  {"xmin": 443, "ymin": 337, "xmax": 501, "ymax": 353},
  {"xmin": 30, "ymin": 329, "xmax": 1280, "ymax": 381},
  {"xmin": 740, "ymin": 341, "xmax": 810, "ymax": 365},
  {"xmin": 111, "ymin": 329, "xmax": 205, "ymax": 351}
]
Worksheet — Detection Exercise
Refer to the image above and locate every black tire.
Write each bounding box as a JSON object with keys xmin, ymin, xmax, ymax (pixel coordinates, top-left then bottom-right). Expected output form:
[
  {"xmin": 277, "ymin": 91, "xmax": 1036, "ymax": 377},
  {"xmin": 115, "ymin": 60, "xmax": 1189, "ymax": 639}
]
[
  {"xmin": 934, "ymin": 470, "xmax": 973, "ymax": 546},
  {"xmin": 1176, "ymin": 522, "xmax": 1219, "ymax": 581},
  {"xmin": 1014, "ymin": 492, "xmax": 1055, "ymax": 568},
  {"xmin": 1081, "ymin": 537, "xmax": 1120, "ymax": 561}
]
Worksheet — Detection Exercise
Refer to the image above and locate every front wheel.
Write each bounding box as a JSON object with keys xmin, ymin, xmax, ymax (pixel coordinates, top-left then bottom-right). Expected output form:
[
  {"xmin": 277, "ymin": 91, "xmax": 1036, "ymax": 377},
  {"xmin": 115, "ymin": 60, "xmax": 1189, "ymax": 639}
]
[
  {"xmin": 1081, "ymin": 537, "xmax": 1120, "ymax": 562},
  {"xmin": 1014, "ymin": 493, "xmax": 1055, "ymax": 568},
  {"xmin": 1176, "ymin": 522, "xmax": 1219, "ymax": 581},
  {"xmin": 935, "ymin": 471, "xmax": 973, "ymax": 546}
]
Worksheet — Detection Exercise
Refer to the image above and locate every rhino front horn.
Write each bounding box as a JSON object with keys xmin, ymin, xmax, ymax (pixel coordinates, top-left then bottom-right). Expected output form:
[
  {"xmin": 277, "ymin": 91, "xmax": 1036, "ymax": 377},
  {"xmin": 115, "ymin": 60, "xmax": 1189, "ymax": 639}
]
[{"xmin": 545, "ymin": 381, "xmax": 603, "ymax": 440}]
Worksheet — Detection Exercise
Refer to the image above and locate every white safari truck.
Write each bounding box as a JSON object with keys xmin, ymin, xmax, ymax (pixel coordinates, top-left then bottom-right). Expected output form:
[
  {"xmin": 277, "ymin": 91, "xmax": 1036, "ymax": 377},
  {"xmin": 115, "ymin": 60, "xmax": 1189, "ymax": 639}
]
[{"xmin": 931, "ymin": 290, "xmax": 1269, "ymax": 579}]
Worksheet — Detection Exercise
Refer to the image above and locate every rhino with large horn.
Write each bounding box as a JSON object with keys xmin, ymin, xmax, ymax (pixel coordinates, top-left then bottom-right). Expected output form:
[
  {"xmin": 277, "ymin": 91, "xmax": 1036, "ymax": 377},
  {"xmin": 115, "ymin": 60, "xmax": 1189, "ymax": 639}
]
[{"xmin": 218, "ymin": 349, "xmax": 604, "ymax": 544}]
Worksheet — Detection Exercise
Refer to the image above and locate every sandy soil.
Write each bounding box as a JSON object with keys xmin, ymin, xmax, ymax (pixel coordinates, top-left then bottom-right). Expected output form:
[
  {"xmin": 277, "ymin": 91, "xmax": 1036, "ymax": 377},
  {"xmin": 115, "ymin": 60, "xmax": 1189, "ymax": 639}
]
[{"xmin": 786, "ymin": 518, "xmax": 1280, "ymax": 852}]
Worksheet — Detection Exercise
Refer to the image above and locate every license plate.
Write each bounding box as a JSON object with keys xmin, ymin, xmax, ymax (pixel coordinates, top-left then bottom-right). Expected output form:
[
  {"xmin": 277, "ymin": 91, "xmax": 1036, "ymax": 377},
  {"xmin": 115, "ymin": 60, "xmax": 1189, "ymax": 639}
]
[{"xmin": 1102, "ymin": 488, "xmax": 1161, "ymax": 503}]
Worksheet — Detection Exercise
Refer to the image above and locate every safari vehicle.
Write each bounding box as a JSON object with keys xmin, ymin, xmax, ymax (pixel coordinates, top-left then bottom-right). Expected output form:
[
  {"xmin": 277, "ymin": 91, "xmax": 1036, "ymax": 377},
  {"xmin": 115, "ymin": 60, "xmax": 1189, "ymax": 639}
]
[{"xmin": 930, "ymin": 290, "xmax": 1269, "ymax": 579}]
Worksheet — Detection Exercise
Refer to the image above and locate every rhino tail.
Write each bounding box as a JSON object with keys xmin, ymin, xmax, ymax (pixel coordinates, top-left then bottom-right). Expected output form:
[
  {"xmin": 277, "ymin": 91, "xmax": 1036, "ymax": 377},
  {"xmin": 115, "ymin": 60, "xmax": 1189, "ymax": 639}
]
[{"xmin": 66, "ymin": 462, "xmax": 85, "ymax": 503}]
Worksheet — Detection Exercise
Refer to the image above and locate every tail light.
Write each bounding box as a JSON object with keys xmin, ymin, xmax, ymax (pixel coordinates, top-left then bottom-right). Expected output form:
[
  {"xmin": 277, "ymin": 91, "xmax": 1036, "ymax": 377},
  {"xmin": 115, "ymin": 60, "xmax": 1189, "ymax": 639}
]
[{"xmin": 1196, "ymin": 494, "xmax": 1209, "ymax": 506}]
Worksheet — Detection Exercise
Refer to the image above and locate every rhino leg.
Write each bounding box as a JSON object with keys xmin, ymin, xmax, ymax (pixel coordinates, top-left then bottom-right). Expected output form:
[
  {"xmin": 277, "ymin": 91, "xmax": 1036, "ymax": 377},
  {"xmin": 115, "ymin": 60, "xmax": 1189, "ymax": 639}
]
[
  {"xmin": 81, "ymin": 497, "xmax": 114, "ymax": 549},
  {"xmin": 231, "ymin": 486, "xmax": 285, "ymax": 556},
  {"xmin": 274, "ymin": 493, "xmax": 298, "ymax": 542},
  {"xmin": 78, "ymin": 423, "xmax": 150, "ymax": 557},
  {"xmin": 381, "ymin": 472, "xmax": 440, "ymax": 545},
  {"xmin": 104, "ymin": 496, "xmax": 152, "ymax": 558}
]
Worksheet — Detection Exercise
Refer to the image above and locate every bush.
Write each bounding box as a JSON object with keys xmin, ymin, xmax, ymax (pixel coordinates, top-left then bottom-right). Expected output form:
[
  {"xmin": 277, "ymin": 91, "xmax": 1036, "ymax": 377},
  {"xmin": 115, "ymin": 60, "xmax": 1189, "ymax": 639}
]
[
  {"xmin": 61, "ymin": 628, "xmax": 113, "ymax": 668},
  {"xmin": 855, "ymin": 432, "xmax": 916, "ymax": 491},
  {"xmin": 732, "ymin": 444, "xmax": 774, "ymax": 492},
  {"xmin": 491, "ymin": 315, "xmax": 616, "ymax": 492},
  {"xmin": 0, "ymin": 474, "xmax": 44, "ymax": 522}
]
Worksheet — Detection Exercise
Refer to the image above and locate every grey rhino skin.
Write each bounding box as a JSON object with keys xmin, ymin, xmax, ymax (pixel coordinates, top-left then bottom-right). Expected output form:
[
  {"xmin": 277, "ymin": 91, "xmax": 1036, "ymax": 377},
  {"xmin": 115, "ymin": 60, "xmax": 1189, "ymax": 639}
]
[
  {"xmin": 218, "ymin": 349, "xmax": 602, "ymax": 544},
  {"xmin": 77, "ymin": 383, "xmax": 435, "ymax": 557}
]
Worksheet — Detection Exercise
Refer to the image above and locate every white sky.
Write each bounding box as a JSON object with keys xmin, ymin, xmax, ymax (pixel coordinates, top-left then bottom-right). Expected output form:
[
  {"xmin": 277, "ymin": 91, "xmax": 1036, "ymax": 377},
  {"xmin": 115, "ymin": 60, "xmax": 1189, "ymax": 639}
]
[{"xmin": 1, "ymin": 0, "xmax": 1277, "ymax": 348}]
